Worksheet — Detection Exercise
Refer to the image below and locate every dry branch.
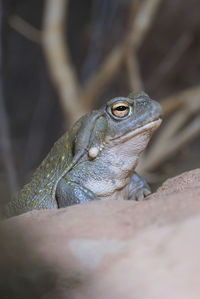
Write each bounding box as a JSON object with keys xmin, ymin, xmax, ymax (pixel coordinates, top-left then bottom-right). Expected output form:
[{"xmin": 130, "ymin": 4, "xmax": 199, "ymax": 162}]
[
  {"xmin": 42, "ymin": 0, "xmax": 86, "ymax": 124},
  {"xmin": 9, "ymin": 15, "xmax": 41, "ymax": 43},
  {"xmin": 162, "ymin": 85, "xmax": 200, "ymax": 115},
  {"xmin": 139, "ymin": 116, "xmax": 200, "ymax": 172},
  {"xmin": 126, "ymin": 52, "xmax": 143, "ymax": 91},
  {"xmin": 129, "ymin": 0, "xmax": 162, "ymax": 49},
  {"xmin": 81, "ymin": 45, "xmax": 126, "ymax": 107},
  {"xmin": 149, "ymin": 88, "xmax": 200, "ymax": 153},
  {"xmin": 146, "ymin": 34, "xmax": 193, "ymax": 91},
  {"xmin": 138, "ymin": 85, "xmax": 200, "ymax": 173},
  {"xmin": 126, "ymin": 0, "xmax": 143, "ymax": 91},
  {"xmin": 81, "ymin": 0, "xmax": 163, "ymax": 108}
]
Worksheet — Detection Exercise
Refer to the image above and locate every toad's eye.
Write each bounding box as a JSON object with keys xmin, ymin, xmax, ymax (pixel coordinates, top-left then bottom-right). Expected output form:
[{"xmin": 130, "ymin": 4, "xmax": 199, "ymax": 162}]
[{"xmin": 111, "ymin": 102, "xmax": 130, "ymax": 118}]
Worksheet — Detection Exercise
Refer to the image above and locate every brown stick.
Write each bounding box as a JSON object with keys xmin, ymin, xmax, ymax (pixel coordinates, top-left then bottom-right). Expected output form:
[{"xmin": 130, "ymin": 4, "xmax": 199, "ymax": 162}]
[
  {"xmin": 161, "ymin": 85, "xmax": 200, "ymax": 115},
  {"xmin": 146, "ymin": 34, "xmax": 193, "ymax": 91},
  {"xmin": 126, "ymin": 52, "xmax": 143, "ymax": 91},
  {"xmin": 137, "ymin": 85, "xmax": 200, "ymax": 173},
  {"xmin": 125, "ymin": 0, "xmax": 143, "ymax": 91},
  {"xmin": 42, "ymin": 0, "xmax": 86, "ymax": 124},
  {"xmin": 130, "ymin": 0, "xmax": 163, "ymax": 49},
  {"xmin": 9, "ymin": 15, "xmax": 41, "ymax": 44},
  {"xmin": 140, "ymin": 116, "xmax": 200, "ymax": 172}
]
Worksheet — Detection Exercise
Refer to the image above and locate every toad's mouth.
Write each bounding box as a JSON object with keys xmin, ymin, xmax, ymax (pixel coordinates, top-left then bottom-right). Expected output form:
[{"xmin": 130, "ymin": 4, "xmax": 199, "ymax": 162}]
[{"xmin": 106, "ymin": 118, "xmax": 162, "ymax": 144}]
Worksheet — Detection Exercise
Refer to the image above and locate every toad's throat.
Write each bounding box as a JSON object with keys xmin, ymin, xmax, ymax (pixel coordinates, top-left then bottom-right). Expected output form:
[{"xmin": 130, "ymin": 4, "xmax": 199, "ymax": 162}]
[{"xmin": 106, "ymin": 118, "xmax": 162, "ymax": 144}]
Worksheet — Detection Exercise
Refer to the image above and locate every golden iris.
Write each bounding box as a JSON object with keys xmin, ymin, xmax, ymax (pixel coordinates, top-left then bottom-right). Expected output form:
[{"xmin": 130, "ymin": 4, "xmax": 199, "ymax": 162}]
[{"xmin": 111, "ymin": 102, "xmax": 130, "ymax": 118}]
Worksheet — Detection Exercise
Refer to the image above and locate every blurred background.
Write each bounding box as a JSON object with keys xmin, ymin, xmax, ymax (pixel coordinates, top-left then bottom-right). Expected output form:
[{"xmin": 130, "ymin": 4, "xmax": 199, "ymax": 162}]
[{"xmin": 1, "ymin": 0, "xmax": 200, "ymax": 207}]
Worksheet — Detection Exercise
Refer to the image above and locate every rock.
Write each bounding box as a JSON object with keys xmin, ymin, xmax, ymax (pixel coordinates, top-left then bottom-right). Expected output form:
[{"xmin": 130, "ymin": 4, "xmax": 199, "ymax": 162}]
[{"xmin": 0, "ymin": 169, "xmax": 200, "ymax": 299}]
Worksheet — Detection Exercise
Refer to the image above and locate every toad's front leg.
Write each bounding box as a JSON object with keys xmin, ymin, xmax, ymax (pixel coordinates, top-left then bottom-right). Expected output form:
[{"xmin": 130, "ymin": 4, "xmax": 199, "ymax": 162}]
[
  {"xmin": 128, "ymin": 172, "xmax": 151, "ymax": 201},
  {"xmin": 56, "ymin": 178, "xmax": 100, "ymax": 207}
]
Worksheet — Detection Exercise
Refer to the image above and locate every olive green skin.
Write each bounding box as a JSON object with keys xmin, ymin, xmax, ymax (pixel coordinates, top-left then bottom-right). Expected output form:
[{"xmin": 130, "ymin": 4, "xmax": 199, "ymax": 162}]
[{"xmin": 5, "ymin": 92, "xmax": 162, "ymax": 217}]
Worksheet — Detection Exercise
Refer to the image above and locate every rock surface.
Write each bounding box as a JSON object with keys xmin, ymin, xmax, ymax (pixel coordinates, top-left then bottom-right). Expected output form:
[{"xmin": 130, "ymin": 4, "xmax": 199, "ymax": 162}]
[{"xmin": 0, "ymin": 168, "xmax": 200, "ymax": 299}]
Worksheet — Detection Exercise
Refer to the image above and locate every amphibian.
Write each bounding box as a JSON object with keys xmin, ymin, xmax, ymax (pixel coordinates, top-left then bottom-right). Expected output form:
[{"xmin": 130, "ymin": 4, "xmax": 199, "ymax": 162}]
[{"xmin": 5, "ymin": 91, "xmax": 162, "ymax": 217}]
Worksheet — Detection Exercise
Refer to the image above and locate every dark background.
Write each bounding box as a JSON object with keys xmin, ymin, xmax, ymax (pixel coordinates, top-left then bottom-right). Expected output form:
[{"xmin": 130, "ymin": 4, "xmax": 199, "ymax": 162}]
[{"xmin": 1, "ymin": 0, "xmax": 200, "ymax": 206}]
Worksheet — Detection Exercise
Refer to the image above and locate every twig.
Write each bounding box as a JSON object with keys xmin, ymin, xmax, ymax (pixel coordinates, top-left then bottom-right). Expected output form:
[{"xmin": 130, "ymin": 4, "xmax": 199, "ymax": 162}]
[
  {"xmin": 161, "ymin": 85, "xmax": 200, "ymax": 115},
  {"xmin": 126, "ymin": 0, "xmax": 143, "ymax": 91},
  {"xmin": 80, "ymin": 0, "xmax": 122, "ymax": 83},
  {"xmin": 129, "ymin": 0, "xmax": 163, "ymax": 49},
  {"xmin": 9, "ymin": 15, "xmax": 41, "ymax": 44},
  {"xmin": 169, "ymin": 116, "xmax": 200, "ymax": 158},
  {"xmin": 148, "ymin": 91, "xmax": 200, "ymax": 154},
  {"xmin": 137, "ymin": 85, "xmax": 200, "ymax": 173},
  {"xmin": 126, "ymin": 51, "xmax": 143, "ymax": 91},
  {"xmin": 81, "ymin": 0, "xmax": 163, "ymax": 108},
  {"xmin": 146, "ymin": 34, "xmax": 193, "ymax": 91},
  {"xmin": 125, "ymin": 0, "xmax": 163, "ymax": 91},
  {"xmin": 81, "ymin": 44, "xmax": 126, "ymax": 107},
  {"xmin": 140, "ymin": 116, "xmax": 200, "ymax": 172},
  {"xmin": 42, "ymin": 0, "xmax": 86, "ymax": 124}
]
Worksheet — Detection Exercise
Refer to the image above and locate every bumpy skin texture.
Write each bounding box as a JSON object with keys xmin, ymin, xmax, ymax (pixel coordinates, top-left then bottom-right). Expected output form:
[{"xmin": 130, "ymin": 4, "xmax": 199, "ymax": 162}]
[{"xmin": 5, "ymin": 92, "xmax": 162, "ymax": 217}]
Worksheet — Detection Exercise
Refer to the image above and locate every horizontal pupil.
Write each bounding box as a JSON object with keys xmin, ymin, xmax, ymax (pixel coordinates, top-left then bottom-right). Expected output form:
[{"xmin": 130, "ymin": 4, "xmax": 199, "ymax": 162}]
[{"xmin": 115, "ymin": 106, "xmax": 127, "ymax": 111}]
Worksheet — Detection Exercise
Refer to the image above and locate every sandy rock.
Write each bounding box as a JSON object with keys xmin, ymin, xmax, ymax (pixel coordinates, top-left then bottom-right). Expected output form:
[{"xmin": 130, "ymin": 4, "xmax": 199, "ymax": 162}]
[{"xmin": 0, "ymin": 168, "xmax": 200, "ymax": 299}]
